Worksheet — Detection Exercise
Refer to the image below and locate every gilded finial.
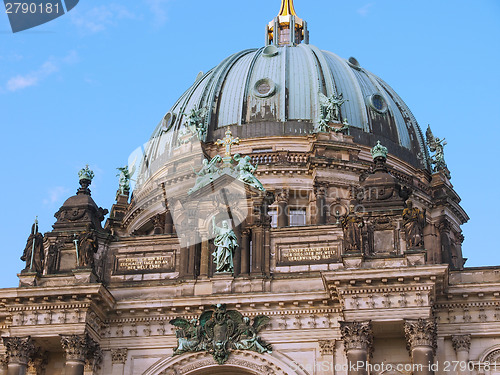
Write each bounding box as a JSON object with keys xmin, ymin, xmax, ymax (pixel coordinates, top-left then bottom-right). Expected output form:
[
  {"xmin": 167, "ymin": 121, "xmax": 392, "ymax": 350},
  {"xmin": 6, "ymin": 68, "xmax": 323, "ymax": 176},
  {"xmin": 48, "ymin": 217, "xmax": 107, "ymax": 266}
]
[
  {"xmin": 267, "ymin": 0, "xmax": 308, "ymax": 46},
  {"xmin": 279, "ymin": 0, "xmax": 298, "ymax": 17},
  {"xmin": 216, "ymin": 129, "xmax": 240, "ymax": 161}
]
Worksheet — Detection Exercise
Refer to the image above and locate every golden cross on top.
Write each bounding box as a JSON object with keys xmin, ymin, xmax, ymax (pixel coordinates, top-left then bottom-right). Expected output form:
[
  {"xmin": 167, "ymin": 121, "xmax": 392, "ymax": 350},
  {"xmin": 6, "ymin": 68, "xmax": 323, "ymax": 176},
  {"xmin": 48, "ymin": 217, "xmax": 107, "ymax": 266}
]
[{"xmin": 216, "ymin": 129, "xmax": 240, "ymax": 157}]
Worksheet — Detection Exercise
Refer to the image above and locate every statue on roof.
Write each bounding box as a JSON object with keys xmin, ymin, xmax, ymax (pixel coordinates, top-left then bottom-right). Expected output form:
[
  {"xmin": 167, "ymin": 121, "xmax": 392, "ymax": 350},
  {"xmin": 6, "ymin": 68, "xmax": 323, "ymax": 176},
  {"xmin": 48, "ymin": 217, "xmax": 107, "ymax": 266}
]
[
  {"xmin": 212, "ymin": 218, "xmax": 239, "ymax": 273},
  {"xmin": 116, "ymin": 164, "xmax": 135, "ymax": 195},
  {"xmin": 426, "ymin": 125, "xmax": 450, "ymax": 178},
  {"xmin": 184, "ymin": 106, "xmax": 208, "ymax": 141},
  {"xmin": 21, "ymin": 217, "xmax": 44, "ymax": 274},
  {"xmin": 188, "ymin": 155, "xmax": 223, "ymax": 194},
  {"xmin": 234, "ymin": 154, "xmax": 265, "ymax": 192},
  {"xmin": 318, "ymin": 92, "xmax": 347, "ymax": 132}
]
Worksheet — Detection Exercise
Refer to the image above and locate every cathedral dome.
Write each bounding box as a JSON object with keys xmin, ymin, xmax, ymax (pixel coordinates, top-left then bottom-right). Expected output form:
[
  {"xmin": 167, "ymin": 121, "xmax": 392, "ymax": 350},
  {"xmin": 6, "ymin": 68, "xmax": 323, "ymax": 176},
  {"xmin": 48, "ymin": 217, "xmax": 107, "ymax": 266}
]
[{"xmin": 136, "ymin": 1, "xmax": 430, "ymax": 190}]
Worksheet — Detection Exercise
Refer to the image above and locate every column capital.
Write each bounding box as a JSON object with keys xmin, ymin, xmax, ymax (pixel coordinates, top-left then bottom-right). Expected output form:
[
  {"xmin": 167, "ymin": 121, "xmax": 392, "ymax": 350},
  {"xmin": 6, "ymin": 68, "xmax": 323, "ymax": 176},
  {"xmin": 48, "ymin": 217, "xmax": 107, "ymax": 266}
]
[
  {"xmin": 318, "ymin": 339, "xmax": 335, "ymax": 355},
  {"xmin": 111, "ymin": 348, "xmax": 128, "ymax": 364},
  {"xmin": 60, "ymin": 333, "xmax": 101, "ymax": 367},
  {"xmin": 340, "ymin": 321, "xmax": 373, "ymax": 353},
  {"xmin": 452, "ymin": 335, "xmax": 471, "ymax": 353},
  {"xmin": 2, "ymin": 336, "xmax": 35, "ymax": 365},
  {"xmin": 404, "ymin": 318, "xmax": 437, "ymax": 353}
]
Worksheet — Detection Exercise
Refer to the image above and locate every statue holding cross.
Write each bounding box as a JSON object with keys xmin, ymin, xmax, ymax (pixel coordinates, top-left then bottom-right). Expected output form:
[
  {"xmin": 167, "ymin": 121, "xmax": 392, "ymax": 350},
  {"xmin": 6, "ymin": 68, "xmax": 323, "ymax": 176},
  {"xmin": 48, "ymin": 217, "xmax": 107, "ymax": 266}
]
[{"xmin": 216, "ymin": 129, "xmax": 240, "ymax": 162}]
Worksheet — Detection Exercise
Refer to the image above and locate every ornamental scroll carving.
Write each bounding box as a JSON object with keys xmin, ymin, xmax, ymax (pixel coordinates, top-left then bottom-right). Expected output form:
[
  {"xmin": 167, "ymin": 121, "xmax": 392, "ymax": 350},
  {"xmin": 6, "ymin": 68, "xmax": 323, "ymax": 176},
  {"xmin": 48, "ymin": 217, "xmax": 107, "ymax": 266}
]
[
  {"xmin": 404, "ymin": 318, "xmax": 437, "ymax": 354},
  {"xmin": 340, "ymin": 321, "xmax": 373, "ymax": 354}
]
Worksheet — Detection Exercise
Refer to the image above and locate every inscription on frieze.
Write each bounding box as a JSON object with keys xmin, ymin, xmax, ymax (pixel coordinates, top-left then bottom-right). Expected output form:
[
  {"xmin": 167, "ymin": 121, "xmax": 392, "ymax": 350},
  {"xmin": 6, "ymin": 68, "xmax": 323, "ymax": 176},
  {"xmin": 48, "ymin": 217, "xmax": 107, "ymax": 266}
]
[
  {"xmin": 277, "ymin": 245, "xmax": 340, "ymax": 266},
  {"xmin": 115, "ymin": 253, "xmax": 175, "ymax": 274}
]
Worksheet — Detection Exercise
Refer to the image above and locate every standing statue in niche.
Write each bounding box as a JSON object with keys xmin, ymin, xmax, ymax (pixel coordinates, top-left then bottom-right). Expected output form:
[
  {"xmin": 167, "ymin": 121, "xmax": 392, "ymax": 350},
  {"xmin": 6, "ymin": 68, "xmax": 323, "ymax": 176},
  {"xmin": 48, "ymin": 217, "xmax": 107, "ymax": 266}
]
[
  {"xmin": 212, "ymin": 217, "xmax": 239, "ymax": 273},
  {"xmin": 341, "ymin": 204, "xmax": 364, "ymax": 252},
  {"xmin": 21, "ymin": 218, "xmax": 44, "ymax": 274},
  {"xmin": 403, "ymin": 200, "xmax": 426, "ymax": 249},
  {"xmin": 233, "ymin": 154, "xmax": 265, "ymax": 191},
  {"xmin": 77, "ymin": 225, "xmax": 98, "ymax": 269}
]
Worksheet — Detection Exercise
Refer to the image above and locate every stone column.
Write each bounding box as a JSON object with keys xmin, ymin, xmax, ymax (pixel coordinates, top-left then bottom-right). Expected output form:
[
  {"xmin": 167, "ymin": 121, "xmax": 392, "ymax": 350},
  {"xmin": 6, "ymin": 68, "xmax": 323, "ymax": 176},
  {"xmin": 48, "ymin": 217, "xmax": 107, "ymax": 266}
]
[
  {"xmin": 60, "ymin": 334, "xmax": 100, "ymax": 375},
  {"xmin": 314, "ymin": 184, "xmax": 327, "ymax": 225},
  {"xmin": 340, "ymin": 321, "xmax": 373, "ymax": 375},
  {"xmin": 164, "ymin": 210, "xmax": 174, "ymax": 234},
  {"xmin": 152, "ymin": 214, "xmax": 165, "ymax": 234},
  {"xmin": 110, "ymin": 349, "xmax": 127, "ymax": 375},
  {"xmin": 239, "ymin": 229, "xmax": 250, "ymax": 276},
  {"xmin": 452, "ymin": 335, "xmax": 471, "ymax": 375},
  {"xmin": 276, "ymin": 190, "xmax": 289, "ymax": 228},
  {"xmin": 319, "ymin": 339, "xmax": 336, "ymax": 369},
  {"xmin": 0, "ymin": 355, "xmax": 8, "ymax": 375},
  {"xmin": 2, "ymin": 337, "xmax": 35, "ymax": 375},
  {"xmin": 404, "ymin": 318, "xmax": 437, "ymax": 375},
  {"xmin": 199, "ymin": 234, "xmax": 210, "ymax": 278}
]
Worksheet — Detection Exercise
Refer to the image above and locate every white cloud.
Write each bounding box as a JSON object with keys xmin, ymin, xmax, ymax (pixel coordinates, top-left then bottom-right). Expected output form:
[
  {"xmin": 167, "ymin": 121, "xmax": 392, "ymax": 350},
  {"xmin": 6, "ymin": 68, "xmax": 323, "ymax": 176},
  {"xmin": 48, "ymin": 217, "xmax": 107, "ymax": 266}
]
[
  {"xmin": 43, "ymin": 186, "xmax": 70, "ymax": 206},
  {"xmin": 357, "ymin": 3, "xmax": 374, "ymax": 17},
  {"xmin": 5, "ymin": 51, "xmax": 78, "ymax": 92},
  {"xmin": 70, "ymin": 4, "xmax": 136, "ymax": 34},
  {"xmin": 144, "ymin": 0, "xmax": 169, "ymax": 27}
]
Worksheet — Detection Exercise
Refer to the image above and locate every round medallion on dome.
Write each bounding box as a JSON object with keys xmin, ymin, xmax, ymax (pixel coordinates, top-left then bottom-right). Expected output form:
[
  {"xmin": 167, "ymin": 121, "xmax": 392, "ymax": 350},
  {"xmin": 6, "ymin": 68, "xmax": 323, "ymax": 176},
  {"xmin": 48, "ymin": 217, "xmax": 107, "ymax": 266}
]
[{"xmin": 254, "ymin": 78, "xmax": 277, "ymax": 98}]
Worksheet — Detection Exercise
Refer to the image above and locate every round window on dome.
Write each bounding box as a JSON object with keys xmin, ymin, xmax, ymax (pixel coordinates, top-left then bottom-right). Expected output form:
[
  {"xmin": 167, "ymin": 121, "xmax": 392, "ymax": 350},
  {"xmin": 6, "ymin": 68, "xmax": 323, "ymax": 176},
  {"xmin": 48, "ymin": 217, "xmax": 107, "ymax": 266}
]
[
  {"xmin": 253, "ymin": 78, "xmax": 276, "ymax": 98},
  {"xmin": 162, "ymin": 112, "xmax": 176, "ymax": 132},
  {"xmin": 347, "ymin": 56, "xmax": 361, "ymax": 70},
  {"xmin": 368, "ymin": 94, "xmax": 388, "ymax": 114}
]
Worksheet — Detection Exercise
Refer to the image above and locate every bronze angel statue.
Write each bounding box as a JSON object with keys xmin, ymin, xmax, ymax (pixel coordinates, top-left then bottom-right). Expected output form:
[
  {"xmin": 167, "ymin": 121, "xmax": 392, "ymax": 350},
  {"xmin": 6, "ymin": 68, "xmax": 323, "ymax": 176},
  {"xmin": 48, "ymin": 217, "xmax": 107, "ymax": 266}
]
[
  {"xmin": 170, "ymin": 317, "xmax": 207, "ymax": 355},
  {"xmin": 426, "ymin": 125, "xmax": 449, "ymax": 176},
  {"xmin": 184, "ymin": 106, "xmax": 208, "ymax": 141},
  {"xmin": 318, "ymin": 92, "xmax": 347, "ymax": 132},
  {"xmin": 170, "ymin": 304, "xmax": 272, "ymax": 364},
  {"xmin": 116, "ymin": 160, "xmax": 136, "ymax": 195}
]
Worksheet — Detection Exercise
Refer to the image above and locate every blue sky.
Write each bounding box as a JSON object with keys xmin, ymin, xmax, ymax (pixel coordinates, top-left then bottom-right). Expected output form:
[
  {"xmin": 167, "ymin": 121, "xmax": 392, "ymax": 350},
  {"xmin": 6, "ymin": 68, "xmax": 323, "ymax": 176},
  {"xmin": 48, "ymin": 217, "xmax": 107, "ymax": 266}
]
[{"xmin": 0, "ymin": 0, "xmax": 499, "ymax": 287}]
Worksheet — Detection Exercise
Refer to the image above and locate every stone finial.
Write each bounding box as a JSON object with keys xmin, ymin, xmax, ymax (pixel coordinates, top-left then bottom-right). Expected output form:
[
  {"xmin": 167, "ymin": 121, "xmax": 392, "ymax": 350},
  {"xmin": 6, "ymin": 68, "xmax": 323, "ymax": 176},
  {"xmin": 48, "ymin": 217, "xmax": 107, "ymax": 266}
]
[
  {"xmin": 2, "ymin": 336, "xmax": 35, "ymax": 365},
  {"xmin": 340, "ymin": 321, "xmax": 373, "ymax": 354},
  {"xmin": 78, "ymin": 165, "xmax": 95, "ymax": 182},
  {"xmin": 371, "ymin": 141, "xmax": 388, "ymax": 161},
  {"xmin": 452, "ymin": 335, "xmax": 471, "ymax": 353},
  {"xmin": 404, "ymin": 318, "xmax": 437, "ymax": 354},
  {"xmin": 77, "ymin": 165, "xmax": 95, "ymax": 195}
]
